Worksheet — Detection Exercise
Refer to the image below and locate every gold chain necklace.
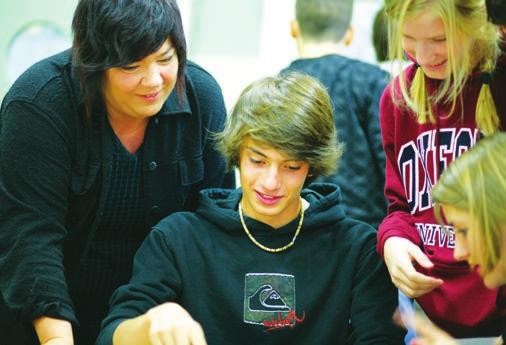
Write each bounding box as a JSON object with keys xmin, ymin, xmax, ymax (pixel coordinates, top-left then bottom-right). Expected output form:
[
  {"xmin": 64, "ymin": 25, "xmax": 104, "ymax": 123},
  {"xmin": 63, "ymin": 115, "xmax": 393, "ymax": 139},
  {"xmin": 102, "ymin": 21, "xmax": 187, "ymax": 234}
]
[{"xmin": 238, "ymin": 201, "xmax": 304, "ymax": 253}]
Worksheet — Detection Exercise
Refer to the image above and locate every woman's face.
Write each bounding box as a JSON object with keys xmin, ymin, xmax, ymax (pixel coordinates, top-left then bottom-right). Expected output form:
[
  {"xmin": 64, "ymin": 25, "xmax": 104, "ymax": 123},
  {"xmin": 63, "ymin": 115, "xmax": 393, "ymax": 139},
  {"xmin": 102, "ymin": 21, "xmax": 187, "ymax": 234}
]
[
  {"xmin": 103, "ymin": 38, "xmax": 179, "ymax": 122},
  {"xmin": 444, "ymin": 205, "xmax": 506, "ymax": 289},
  {"xmin": 401, "ymin": 11, "xmax": 450, "ymax": 79}
]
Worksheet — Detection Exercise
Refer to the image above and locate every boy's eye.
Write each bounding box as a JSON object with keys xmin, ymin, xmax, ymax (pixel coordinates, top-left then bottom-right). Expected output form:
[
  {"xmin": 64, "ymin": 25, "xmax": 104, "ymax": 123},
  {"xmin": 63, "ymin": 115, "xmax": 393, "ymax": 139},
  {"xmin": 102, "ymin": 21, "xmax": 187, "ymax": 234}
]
[
  {"xmin": 249, "ymin": 158, "xmax": 263, "ymax": 165},
  {"xmin": 287, "ymin": 165, "xmax": 301, "ymax": 171}
]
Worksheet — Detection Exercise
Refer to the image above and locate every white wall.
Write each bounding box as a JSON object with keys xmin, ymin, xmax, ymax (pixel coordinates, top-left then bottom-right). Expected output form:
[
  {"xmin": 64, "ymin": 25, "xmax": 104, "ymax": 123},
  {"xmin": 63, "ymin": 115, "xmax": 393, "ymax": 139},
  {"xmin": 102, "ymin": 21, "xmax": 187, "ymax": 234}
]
[
  {"xmin": 185, "ymin": 0, "xmax": 384, "ymax": 110},
  {"xmin": 1, "ymin": 0, "xmax": 385, "ymax": 105}
]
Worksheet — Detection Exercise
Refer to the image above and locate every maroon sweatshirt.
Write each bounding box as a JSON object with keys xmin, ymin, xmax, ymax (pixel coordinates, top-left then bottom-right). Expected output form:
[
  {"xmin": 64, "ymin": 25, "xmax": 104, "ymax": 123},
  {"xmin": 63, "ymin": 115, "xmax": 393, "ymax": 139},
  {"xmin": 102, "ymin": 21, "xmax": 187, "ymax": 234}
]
[{"xmin": 377, "ymin": 60, "xmax": 506, "ymax": 337}]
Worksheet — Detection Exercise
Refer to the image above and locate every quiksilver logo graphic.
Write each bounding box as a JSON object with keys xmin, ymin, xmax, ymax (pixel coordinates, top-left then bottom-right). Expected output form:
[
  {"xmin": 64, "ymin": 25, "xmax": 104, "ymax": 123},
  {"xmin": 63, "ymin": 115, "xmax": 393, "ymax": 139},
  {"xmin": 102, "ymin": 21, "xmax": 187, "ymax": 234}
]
[
  {"xmin": 248, "ymin": 284, "xmax": 291, "ymax": 312},
  {"xmin": 263, "ymin": 311, "xmax": 305, "ymax": 331},
  {"xmin": 243, "ymin": 273, "xmax": 304, "ymax": 330}
]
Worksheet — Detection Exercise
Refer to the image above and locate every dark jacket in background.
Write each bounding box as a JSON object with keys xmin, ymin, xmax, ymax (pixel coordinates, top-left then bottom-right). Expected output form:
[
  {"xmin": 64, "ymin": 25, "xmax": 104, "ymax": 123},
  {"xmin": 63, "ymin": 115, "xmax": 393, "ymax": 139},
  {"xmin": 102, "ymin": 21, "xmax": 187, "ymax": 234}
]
[
  {"xmin": 0, "ymin": 49, "xmax": 234, "ymax": 344},
  {"xmin": 282, "ymin": 54, "xmax": 388, "ymax": 229}
]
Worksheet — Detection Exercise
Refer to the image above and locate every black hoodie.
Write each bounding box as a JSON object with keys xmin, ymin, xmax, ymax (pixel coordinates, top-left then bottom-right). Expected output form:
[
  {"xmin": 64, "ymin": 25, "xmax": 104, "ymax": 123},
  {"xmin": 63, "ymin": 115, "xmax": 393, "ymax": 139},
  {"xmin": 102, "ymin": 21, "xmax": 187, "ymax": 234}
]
[{"xmin": 97, "ymin": 184, "xmax": 404, "ymax": 345}]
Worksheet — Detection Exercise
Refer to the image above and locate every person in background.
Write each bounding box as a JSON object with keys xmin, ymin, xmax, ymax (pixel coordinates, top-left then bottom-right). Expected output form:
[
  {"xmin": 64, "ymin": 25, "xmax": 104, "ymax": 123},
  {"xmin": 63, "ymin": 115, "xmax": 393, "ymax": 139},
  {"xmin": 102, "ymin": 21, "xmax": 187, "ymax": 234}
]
[
  {"xmin": 0, "ymin": 0, "xmax": 234, "ymax": 344},
  {"xmin": 281, "ymin": 0, "xmax": 388, "ymax": 229},
  {"xmin": 372, "ymin": 5, "xmax": 410, "ymax": 74},
  {"xmin": 378, "ymin": 0, "xmax": 506, "ymax": 338},
  {"xmin": 96, "ymin": 73, "xmax": 405, "ymax": 345},
  {"xmin": 404, "ymin": 133, "xmax": 506, "ymax": 345},
  {"xmin": 486, "ymin": 0, "xmax": 506, "ymax": 33},
  {"xmin": 372, "ymin": 6, "xmax": 390, "ymax": 65}
]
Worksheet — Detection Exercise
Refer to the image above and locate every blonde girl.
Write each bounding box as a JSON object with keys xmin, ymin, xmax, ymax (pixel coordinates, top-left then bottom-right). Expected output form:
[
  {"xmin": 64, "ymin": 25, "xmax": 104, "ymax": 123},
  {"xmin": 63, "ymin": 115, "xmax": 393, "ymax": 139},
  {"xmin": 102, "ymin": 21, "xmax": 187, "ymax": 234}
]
[
  {"xmin": 407, "ymin": 133, "xmax": 506, "ymax": 345},
  {"xmin": 377, "ymin": 0, "xmax": 506, "ymax": 337}
]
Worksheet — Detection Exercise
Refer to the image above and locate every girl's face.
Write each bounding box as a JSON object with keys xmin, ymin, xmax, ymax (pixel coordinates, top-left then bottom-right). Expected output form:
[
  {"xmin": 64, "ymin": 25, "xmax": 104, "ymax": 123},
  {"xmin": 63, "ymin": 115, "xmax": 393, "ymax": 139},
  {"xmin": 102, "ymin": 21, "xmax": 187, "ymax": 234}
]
[
  {"xmin": 444, "ymin": 205, "xmax": 506, "ymax": 289},
  {"xmin": 401, "ymin": 11, "xmax": 450, "ymax": 79}
]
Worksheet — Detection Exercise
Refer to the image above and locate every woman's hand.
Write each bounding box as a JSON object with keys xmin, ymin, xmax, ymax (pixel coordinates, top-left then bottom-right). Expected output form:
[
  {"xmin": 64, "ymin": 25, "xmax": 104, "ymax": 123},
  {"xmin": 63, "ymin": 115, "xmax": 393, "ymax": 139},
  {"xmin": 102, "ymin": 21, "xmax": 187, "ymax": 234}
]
[
  {"xmin": 33, "ymin": 316, "xmax": 73, "ymax": 345},
  {"xmin": 384, "ymin": 237, "xmax": 443, "ymax": 297},
  {"xmin": 40, "ymin": 338, "xmax": 74, "ymax": 345}
]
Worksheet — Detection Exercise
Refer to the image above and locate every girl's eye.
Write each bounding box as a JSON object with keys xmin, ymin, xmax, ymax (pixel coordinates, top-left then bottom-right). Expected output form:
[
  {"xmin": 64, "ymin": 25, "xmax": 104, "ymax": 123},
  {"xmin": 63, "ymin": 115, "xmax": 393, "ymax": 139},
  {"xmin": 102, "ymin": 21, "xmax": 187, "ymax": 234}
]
[{"xmin": 455, "ymin": 228, "xmax": 468, "ymax": 237}]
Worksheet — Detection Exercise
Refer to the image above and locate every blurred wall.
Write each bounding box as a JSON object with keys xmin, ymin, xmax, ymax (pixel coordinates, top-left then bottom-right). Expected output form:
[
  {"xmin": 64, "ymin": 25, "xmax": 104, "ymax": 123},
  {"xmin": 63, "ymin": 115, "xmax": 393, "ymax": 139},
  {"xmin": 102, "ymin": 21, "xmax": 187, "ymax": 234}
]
[
  {"xmin": 0, "ymin": 0, "xmax": 383, "ymax": 108},
  {"xmin": 0, "ymin": 0, "xmax": 78, "ymax": 99},
  {"xmin": 188, "ymin": 0, "xmax": 383, "ymax": 110}
]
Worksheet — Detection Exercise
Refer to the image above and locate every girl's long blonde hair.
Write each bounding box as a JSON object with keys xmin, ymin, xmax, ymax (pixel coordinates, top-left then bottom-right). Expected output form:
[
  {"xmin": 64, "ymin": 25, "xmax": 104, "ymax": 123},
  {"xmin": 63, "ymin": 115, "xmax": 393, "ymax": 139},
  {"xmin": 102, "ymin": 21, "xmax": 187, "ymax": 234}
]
[
  {"xmin": 432, "ymin": 133, "xmax": 506, "ymax": 277},
  {"xmin": 386, "ymin": 0, "xmax": 501, "ymax": 135}
]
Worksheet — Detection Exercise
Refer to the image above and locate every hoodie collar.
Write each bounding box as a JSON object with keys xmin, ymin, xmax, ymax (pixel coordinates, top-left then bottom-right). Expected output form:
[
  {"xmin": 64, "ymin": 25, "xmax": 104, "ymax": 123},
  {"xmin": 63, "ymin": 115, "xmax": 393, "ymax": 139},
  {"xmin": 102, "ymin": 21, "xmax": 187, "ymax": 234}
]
[{"xmin": 196, "ymin": 183, "xmax": 346, "ymax": 233}]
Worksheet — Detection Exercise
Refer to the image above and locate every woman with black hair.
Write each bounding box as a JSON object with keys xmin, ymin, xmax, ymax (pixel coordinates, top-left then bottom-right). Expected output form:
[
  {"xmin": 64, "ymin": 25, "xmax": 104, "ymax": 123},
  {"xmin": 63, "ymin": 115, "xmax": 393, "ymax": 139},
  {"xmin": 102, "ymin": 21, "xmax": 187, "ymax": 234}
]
[{"xmin": 0, "ymin": 0, "xmax": 234, "ymax": 344}]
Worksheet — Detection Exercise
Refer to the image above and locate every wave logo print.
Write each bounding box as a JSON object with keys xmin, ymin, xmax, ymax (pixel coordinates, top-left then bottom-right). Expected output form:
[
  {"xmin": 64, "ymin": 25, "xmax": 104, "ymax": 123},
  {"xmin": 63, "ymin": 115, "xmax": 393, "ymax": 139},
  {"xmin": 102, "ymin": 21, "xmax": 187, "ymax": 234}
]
[
  {"xmin": 243, "ymin": 273, "xmax": 296, "ymax": 326},
  {"xmin": 248, "ymin": 284, "xmax": 291, "ymax": 312}
]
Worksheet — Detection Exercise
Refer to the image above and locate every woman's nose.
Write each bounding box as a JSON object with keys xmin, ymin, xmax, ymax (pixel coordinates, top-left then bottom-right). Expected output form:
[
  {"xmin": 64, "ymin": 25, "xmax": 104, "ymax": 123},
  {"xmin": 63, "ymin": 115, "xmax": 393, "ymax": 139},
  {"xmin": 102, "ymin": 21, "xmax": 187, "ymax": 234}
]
[{"xmin": 141, "ymin": 66, "xmax": 163, "ymax": 87}]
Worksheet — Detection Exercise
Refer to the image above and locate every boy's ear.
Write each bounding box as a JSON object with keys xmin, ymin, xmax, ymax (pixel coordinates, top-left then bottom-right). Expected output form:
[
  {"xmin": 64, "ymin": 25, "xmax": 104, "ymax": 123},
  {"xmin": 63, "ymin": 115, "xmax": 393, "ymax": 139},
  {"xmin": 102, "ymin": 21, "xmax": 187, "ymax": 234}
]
[
  {"xmin": 290, "ymin": 19, "xmax": 301, "ymax": 39},
  {"xmin": 342, "ymin": 26, "xmax": 354, "ymax": 46}
]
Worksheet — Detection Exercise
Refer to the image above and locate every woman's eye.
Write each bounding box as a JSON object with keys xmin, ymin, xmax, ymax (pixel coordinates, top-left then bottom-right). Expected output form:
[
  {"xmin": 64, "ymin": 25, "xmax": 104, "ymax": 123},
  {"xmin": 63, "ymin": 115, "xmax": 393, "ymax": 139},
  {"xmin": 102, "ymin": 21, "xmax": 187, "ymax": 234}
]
[
  {"xmin": 120, "ymin": 65, "xmax": 138, "ymax": 72},
  {"xmin": 159, "ymin": 56, "xmax": 174, "ymax": 64}
]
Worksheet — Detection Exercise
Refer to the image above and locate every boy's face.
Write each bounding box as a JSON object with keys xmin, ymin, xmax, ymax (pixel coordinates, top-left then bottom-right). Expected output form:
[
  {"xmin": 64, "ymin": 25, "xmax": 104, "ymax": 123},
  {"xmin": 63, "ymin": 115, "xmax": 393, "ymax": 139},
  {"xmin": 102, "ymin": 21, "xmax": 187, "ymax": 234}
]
[{"xmin": 239, "ymin": 138, "xmax": 309, "ymax": 229}]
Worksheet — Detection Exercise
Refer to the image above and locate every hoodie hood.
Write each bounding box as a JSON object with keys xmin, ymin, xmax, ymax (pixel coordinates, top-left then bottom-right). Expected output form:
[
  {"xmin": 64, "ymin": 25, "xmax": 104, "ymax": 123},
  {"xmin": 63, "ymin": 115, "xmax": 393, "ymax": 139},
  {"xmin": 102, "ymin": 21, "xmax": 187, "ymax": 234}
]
[{"xmin": 195, "ymin": 183, "xmax": 346, "ymax": 234}]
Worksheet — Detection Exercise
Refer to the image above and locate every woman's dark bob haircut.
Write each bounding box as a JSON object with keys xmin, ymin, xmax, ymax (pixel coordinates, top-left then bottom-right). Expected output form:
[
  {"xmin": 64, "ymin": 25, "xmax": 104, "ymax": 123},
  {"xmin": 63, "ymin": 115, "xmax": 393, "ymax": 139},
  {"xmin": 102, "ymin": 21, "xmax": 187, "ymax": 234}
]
[{"xmin": 72, "ymin": 0, "xmax": 187, "ymax": 118}]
